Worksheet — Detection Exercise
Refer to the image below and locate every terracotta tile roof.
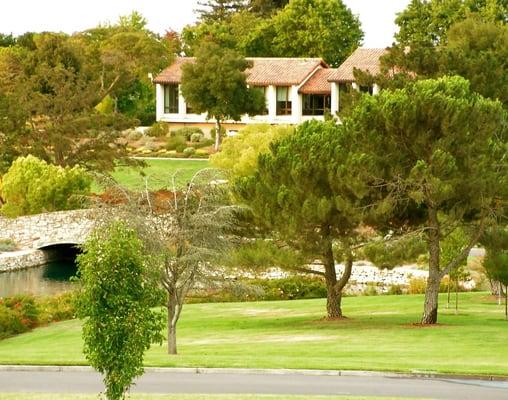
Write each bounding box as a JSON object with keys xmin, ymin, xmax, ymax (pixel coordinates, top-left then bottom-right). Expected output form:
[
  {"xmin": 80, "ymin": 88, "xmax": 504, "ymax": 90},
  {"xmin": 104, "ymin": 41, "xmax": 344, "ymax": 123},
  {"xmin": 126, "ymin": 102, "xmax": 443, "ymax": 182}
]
[
  {"xmin": 153, "ymin": 57, "xmax": 328, "ymax": 86},
  {"xmin": 299, "ymin": 67, "xmax": 335, "ymax": 94},
  {"xmin": 246, "ymin": 58, "xmax": 327, "ymax": 86},
  {"xmin": 153, "ymin": 57, "xmax": 194, "ymax": 84},
  {"xmin": 328, "ymin": 48, "xmax": 388, "ymax": 83}
]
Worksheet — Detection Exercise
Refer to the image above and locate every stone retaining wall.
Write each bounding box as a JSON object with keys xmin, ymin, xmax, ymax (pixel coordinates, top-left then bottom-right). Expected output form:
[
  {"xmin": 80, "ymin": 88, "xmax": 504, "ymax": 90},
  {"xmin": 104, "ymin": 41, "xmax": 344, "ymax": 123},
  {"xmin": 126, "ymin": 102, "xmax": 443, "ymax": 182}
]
[
  {"xmin": 0, "ymin": 250, "xmax": 52, "ymax": 272},
  {"xmin": 0, "ymin": 209, "xmax": 95, "ymax": 249}
]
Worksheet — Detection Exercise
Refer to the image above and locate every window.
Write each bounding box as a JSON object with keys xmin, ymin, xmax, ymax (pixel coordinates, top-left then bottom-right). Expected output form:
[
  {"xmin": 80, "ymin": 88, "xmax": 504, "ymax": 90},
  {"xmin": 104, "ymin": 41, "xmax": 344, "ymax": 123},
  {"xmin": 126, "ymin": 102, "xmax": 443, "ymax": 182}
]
[
  {"xmin": 253, "ymin": 86, "xmax": 268, "ymax": 115},
  {"xmin": 276, "ymin": 86, "xmax": 292, "ymax": 116},
  {"xmin": 359, "ymin": 85, "xmax": 374, "ymax": 95},
  {"xmin": 164, "ymin": 84, "xmax": 179, "ymax": 114},
  {"xmin": 302, "ymin": 94, "xmax": 331, "ymax": 116}
]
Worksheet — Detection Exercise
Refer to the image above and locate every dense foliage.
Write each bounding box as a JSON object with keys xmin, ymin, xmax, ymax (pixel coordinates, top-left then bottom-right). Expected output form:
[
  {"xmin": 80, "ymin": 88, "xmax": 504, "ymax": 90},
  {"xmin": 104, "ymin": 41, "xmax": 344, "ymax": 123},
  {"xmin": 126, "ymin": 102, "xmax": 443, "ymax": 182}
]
[
  {"xmin": 343, "ymin": 76, "xmax": 508, "ymax": 324},
  {"xmin": 235, "ymin": 120, "xmax": 376, "ymax": 318},
  {"xmin": 77, "ymin": 221, "xmax": 164, "ymax": 400},
  {"xmin": 183, "ymin": 0, "xmax": 363, "ymax": 66},
  {"xmin": 210, "ymin": 124, "xmax": 294, "ymax": 178},
  {"xmin": 0, "ymin": 12, "xmax": 172, "ymax": 173},
  {"xmin": 0, "ymin": 155, "xmax": 91, "ymax": 217},
  {"xmin": 181, "ymin": 41, "xmax": 265, "ymax": 150},
  {"xmin": 0, "ymin": 292, "xmax": 76, "ymax": 340}
]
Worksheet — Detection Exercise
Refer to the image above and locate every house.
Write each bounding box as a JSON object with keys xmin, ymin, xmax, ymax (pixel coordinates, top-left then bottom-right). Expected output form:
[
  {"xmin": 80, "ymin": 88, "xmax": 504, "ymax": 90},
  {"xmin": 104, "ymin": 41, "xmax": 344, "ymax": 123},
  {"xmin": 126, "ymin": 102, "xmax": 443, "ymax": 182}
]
[{"xmin": 153, "ymin": 48, "xmax": 386, "ymax": 135}]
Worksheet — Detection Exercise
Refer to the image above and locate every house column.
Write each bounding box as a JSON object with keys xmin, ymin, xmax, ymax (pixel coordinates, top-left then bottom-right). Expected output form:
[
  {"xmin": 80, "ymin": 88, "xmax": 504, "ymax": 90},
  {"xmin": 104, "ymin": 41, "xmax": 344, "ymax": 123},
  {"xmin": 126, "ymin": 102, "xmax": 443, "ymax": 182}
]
[
  {"xmin": 291, "ymin": 85, "xmax": 301, "ymax": 124},
  {"xmin": 331, "ymin": 82, "xmax": 339, "ymax": 116},
  {"xmin": 267, "ymin": 85, "xmax": 277, "ymax": 123},
  {"xmin": 156, "ymin": 84, "xmax": 164, "ymax": 121},
  {"xmin": 373, "ymin": 83, "xmax": 381, "ymax": 95},
  {"xmin": 178, "ymin": 84, "xmax": 187, "ymax": 117}
]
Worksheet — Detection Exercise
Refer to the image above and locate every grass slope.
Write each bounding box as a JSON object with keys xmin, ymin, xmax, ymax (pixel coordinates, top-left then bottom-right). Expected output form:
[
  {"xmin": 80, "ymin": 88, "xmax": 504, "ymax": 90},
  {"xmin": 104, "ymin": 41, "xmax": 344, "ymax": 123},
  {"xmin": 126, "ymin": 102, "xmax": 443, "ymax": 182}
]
[
  {"xmin": 92, "ymin": 159, "xmax": 210, "ymax": 192},
  {"xmin": 0, "ymin": 293, "xmax": 507, "ymax": 375}
]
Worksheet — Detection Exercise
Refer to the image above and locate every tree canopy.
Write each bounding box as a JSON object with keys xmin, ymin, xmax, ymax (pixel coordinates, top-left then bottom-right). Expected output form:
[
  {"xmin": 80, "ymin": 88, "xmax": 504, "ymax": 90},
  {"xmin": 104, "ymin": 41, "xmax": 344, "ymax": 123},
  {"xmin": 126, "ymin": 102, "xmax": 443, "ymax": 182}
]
[
  {"xmin": 77, "ymin": 220, "xmax": 164, "ymax": 400},
  {"xmin": 182, "ymin": 0, "xmax": 363, "ymax": 66},
  {"xmin": 235, "ymin": 120, "xmax": 376, "ymax": 318},
  {"xmin": 343, "ymin": 76, "xmax": 508, "ymax": 324},
  {"xmin": 180, "ymin": 41, "xmax": 265, "ymax": 150},
  {"xmin": 269, "ymin": 0, "xmax": 363, "ymax": 67}
]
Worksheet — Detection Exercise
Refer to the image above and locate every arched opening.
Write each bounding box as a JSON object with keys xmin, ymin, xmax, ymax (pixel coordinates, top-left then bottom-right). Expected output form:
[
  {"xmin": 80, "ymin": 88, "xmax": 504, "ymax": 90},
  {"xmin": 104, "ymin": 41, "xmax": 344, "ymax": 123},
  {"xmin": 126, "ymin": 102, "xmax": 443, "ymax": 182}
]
[{"xmin": 38, "ymin": 243, "xmax": 81, "ymax": 282}]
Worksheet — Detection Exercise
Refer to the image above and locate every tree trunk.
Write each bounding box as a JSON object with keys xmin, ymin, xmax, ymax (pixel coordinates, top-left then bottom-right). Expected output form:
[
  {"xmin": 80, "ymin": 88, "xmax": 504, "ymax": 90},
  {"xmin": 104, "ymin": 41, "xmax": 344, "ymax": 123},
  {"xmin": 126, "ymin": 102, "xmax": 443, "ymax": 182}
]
[
  {"xmin": 167, "ymin": 294, "xmax": 177, "ymax": 355},
  {"xmin": 447, "ymin": 278, "xmax": 451, "ymax": 309},
  {"xmin": 214, "ymin": 118, "xmax": 221, "ymax": 152},
  {"xmin": 323, "ymin": 240, "xmax": 341, "ymax": 319},
  {"xmin": 422, "ymin": 208, "xmax": 441, "ymax": 325},
  {"xmin": 455, "ymin": 277, "xmax": 459, "ymax": 315}
]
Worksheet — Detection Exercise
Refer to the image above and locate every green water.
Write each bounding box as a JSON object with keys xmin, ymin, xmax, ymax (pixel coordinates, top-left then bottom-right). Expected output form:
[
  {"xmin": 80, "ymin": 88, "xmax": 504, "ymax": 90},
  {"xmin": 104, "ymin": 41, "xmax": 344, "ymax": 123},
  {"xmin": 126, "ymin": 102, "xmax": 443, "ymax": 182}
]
[{"xmin": 0, "ymin": 260, "xmax": 78, "ymax": 298}]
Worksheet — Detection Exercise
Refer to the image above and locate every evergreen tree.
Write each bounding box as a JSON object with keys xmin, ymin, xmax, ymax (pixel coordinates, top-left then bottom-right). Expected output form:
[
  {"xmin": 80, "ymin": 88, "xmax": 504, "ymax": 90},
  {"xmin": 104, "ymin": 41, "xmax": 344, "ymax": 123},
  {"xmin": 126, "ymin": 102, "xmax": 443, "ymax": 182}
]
[
  {"xmin": 235, "ymin": 120, "xmax": 376, "ymax": 319},
  {"xmin": 343, "ymin": 76, "xmax": 508, "ymax": 324},
  {"xmin": 196, "ymin": 0, "xmax": 248, "ymax": 22}
]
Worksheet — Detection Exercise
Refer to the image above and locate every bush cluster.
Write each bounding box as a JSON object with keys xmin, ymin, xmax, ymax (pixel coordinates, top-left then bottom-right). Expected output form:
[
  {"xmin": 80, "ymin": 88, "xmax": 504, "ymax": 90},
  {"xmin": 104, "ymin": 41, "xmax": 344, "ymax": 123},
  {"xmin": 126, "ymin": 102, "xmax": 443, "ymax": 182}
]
[
  {"xmin": 188, "ymin": 276, "xmax": 328, "ymax": 303},
  {"xmin": 171, "ymin": 127, "xmax": 204, "ymax": 141},
  {"xmin": 145, "ymin": 122, "xmax": 169, "ymax": 138},
  {"xmin": 0, "ymin": 292, "xmax": 77, "ymax": 340}
]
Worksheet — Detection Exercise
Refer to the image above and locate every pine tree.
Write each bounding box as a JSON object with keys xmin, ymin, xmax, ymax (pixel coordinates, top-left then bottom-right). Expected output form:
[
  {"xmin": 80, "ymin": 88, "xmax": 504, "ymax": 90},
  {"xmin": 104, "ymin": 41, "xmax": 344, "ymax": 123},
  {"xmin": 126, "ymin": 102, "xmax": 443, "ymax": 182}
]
[{"xmin": 196, "ymin": 0, "xmax": 247, "ymax": 22}]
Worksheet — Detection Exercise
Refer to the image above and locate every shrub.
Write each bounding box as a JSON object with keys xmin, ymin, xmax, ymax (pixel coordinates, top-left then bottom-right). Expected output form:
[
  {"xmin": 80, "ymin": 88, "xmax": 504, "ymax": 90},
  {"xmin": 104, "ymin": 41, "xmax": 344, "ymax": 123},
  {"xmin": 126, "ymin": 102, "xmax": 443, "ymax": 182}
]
[
  {"xmin": 183, "ymin": 147, "xmax": 196, "ymax": 158},
  {"xmin": 388, "ymin": 284, "xmax": 404, "ymax": 295},
  {"xmin": 408, "ymin": 277, "xmax": 427, "ymax": 294},
  {"xmin": 38, "ymin": 292, "xmax": 77, "ymax": 324},
  {"xmin": 210, "ymin": 124, "xmax": 294, "ymax": 178},
  {"xmin": 0, "ymin": 292, "xmax": 78, "ymax": 340},
  {"xmin": 0, "ymin": 156, "xmax": 91, "ymax": 217},
  {"xmin": 127, "ymin": 130, "xmax": 143, "ymax": 141},
  {"xmin": 190, "ymin": 132, "xmax": 204, "ymax": 143},
  {"xmin": 142, "ymin": 142, "xmax": 160, "ymax": 152},
  {"xmin": 408, "ymin": 276, "xmax": 455, "ymax": 294},
  {"xmin": 362, "ymin": 283, "xmax": 379, "ymax": 296},
  {"xmin": 0, "ymin": 239, "xmax": 17, "ymax": 253},
  {"xmin": 0, "ymin": 304, "xmax": 26, "ymax": 339},
  {"xmin": 191, "ymin": 138, "xmax": 215, "ymax": 149},
  {"xmin": 165, "ymin": 135, "xmax": 187, "ymax": 151},
  {"xmin": 210, "ymin": 126, "xmax": 226, "ymax": 140},
  {"xmin": 256, "ymin": 276, "xmax": 327, "ymax": 300},
  {"xmin": 171, "ymin": 127, "xmax": 204, "ymax": 141},
  {"xmin": 145, "ymin": 122, "xmax": 169, "ymax": 137},
  {"xmin": 2, "ymin": 295, "xmax": 39, "ymax": 329},
  {"xmin": 175, "ymin": 143, "xmax": 187, "ymax": 153}
]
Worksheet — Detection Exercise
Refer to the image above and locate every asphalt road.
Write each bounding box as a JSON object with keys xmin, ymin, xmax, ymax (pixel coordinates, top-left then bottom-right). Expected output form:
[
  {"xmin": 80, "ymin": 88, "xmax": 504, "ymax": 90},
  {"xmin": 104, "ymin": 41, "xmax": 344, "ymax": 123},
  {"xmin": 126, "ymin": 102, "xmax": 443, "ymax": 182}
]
[{"xmin": 1, "ymin": 369, "xmax": 508, "ymax": 399}]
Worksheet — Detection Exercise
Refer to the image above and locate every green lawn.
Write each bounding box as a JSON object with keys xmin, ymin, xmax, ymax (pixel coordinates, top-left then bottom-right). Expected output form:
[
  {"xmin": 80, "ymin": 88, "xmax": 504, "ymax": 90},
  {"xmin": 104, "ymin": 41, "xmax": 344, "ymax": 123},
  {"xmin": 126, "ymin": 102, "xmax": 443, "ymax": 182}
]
[
  {"xmin": 0, "ymin": 293, "xmax": 507, "ymax": 376},
  {"xmin": 0, "ymin": 395, "xmax": 418, "ymax": 400},
  {"xmin": 92, "ymin": 159, "xmax": 210, "ymax": 192}
]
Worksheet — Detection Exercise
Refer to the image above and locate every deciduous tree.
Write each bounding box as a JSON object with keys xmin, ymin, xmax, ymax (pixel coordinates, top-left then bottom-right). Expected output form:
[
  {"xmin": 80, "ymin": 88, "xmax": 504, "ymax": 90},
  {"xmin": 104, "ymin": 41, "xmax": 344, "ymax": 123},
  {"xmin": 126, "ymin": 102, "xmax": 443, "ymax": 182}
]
[
  {"xmin": 269, "ymin": 0, "xmax": 363, "ymax": 67},
  {"xmin": 180, "ymin": 41, "xmax": 265, "ymax": 150},
  {"xmin": 77, "ymin": 221, "xmax": 164, "ymax": 400},
  {"xmin": 0, "ymin": 155, "xmax": 91, "ymax": 217}
]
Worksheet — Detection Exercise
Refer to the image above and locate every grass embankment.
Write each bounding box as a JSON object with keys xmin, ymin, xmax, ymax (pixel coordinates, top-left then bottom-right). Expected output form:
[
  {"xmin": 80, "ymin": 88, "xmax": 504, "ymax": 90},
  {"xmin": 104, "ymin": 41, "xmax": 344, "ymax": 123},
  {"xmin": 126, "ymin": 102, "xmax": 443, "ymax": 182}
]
[
  {"xmin": 0, "ymin": 395, "xmax": 418, "ymax": 400},
  {"xmin": 91, "ymin": 159, "xmax": 210, "ymax": 192},
  {"xmin": 0, "ymin": 293, "xmax": 507, "ymax": 376}
]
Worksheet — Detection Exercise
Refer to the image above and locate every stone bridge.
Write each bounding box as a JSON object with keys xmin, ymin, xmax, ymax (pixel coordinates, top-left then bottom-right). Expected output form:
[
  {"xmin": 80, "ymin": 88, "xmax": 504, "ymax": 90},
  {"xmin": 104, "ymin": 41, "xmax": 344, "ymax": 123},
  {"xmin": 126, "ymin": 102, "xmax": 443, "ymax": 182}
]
[{"xmin": 0, "ymin": 209, "xmax": 96, "ymax": 250}]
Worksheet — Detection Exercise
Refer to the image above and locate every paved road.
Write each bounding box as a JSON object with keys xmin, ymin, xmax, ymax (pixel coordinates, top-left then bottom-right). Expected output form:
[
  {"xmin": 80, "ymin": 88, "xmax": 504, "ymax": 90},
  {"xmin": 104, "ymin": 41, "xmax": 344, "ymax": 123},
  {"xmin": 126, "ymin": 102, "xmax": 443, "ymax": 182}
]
[{"xmin": 1, "ymin": 369, "xmax": 508, "ymax": 399}]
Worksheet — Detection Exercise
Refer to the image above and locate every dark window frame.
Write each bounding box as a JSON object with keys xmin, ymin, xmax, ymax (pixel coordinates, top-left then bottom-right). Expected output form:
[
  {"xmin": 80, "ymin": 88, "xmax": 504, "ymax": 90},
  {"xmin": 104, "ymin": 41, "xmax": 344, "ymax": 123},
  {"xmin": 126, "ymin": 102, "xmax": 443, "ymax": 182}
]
[
  {"xmin": 302, "ymin": 94, "xmax": 331, "ymax": 116},
  {"xmin": 164, "ymin": 84, "xmax": 179, "ymax": 114},
  {"xmin": 276, "ymin": 86, "xmax": 292, "ymax": 116}
]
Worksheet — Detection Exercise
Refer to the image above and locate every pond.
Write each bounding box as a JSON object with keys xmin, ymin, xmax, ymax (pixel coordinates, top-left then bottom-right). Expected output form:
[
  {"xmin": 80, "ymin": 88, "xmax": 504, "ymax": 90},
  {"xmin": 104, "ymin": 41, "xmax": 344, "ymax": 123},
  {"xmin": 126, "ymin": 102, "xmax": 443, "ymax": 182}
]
[{"xmin": 0, "ymin": 259, "xmax": 78, "ymax": 298}]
